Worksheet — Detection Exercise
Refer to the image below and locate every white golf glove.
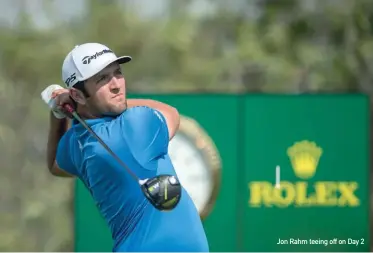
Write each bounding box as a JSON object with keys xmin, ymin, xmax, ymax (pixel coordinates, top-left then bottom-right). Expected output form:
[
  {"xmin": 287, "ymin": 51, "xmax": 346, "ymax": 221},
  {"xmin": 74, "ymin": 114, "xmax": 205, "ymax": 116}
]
[{"xmin": 41, "ymin": 84, "xmax": 67, "ymax": 119}]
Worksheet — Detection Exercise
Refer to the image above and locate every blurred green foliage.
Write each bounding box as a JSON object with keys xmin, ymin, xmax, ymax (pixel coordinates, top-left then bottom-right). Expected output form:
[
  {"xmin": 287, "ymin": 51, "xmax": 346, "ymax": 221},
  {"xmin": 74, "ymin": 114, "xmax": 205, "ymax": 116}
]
[{"xmin": 0, "ymin": 0, "xmax": 372, "ymax": 251}]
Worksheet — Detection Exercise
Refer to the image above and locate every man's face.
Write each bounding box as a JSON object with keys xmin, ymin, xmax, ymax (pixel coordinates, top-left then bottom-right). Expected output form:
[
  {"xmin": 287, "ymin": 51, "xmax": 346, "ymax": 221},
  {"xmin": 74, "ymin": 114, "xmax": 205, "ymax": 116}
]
[{"xmin": 84, "ymin": 62, "xmax": 127, "ymax": 116}]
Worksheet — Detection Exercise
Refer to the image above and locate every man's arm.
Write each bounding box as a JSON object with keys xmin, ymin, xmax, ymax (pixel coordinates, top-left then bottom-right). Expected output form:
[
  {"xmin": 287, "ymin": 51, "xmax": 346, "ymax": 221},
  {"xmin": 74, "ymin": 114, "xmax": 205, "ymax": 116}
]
[
  {"xmin": 47, "ymin": 111, "xmax": 73, "ymax": 177},
  {"xmin": 127, "ymin": 99, "xmax": 180, "ymax": 140}
]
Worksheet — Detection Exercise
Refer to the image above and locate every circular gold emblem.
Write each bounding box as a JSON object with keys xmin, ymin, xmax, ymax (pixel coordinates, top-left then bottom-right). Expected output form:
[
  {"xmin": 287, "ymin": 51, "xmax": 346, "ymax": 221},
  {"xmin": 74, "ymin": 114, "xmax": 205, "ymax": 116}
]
[{"xmin": 168, "ymin": 115, "xmax": 222, "ymax": 220}]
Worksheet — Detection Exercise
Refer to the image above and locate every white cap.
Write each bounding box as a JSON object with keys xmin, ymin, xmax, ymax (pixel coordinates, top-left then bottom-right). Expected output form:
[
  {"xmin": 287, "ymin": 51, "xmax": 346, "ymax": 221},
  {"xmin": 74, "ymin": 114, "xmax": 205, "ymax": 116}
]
[{"xmin": 62, "ymin": 43, "xmax": 132, "ymax": 88}]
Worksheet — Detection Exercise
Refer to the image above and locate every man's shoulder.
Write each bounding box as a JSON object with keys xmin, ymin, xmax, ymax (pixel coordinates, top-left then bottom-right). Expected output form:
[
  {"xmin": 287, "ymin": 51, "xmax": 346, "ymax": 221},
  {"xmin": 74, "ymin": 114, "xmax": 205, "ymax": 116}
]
[
  {"xmin": 119, "ymin": 106, "xmax": 165, "ymax": 124},
  {"xmin": 58, "ymin": 126, "xmax": 80, "ymax": 154},
  {"xmin": 122, "ymin": 106, "xmax": 157, "ymax": 117},
  {"xmin": 116, "ymin": 106, "xmax": 168, "ymax": 149},
  {"xmin": 61, "ymin": 127, "xmax": 75, "ymax": 142}
]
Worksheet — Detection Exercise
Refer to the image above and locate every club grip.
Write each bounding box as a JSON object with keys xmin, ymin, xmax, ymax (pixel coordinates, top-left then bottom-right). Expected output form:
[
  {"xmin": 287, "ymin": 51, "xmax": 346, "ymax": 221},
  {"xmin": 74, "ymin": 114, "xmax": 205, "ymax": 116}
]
[{"xmin": 63, "ymin": 104, "xmax": 75, "ymax": 113}]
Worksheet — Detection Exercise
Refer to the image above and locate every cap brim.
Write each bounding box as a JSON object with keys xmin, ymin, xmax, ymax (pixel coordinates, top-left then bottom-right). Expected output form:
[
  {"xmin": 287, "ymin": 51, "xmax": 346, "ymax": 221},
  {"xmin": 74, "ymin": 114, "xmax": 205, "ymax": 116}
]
[{"xmin": 116, "ymin": 56, "xmax": 132, "ymax": 64}]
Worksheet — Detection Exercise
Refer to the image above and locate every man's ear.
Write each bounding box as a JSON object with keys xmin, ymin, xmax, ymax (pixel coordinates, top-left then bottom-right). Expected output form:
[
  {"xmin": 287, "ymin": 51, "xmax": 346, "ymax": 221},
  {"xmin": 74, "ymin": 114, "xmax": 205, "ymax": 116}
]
[{"xmin": 69, "ymin": 88, "xmax": 87, "ymax": 105}]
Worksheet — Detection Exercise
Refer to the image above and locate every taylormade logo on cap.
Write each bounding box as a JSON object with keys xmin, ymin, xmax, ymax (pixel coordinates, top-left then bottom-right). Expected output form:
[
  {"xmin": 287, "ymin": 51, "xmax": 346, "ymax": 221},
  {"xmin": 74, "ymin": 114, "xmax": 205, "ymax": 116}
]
[{"xmin": 81, "ymin": 49, "xmax": 114, "ymax": 64}]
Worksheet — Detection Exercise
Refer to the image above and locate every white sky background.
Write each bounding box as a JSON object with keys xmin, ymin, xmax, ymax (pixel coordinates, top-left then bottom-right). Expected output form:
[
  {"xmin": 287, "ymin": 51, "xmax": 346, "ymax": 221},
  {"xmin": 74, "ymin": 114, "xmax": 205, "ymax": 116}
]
[
  {"xmin": 0, "ymin": 0, "xmax": 165, "ymax": 29},
  {"xmin": 0, "ymin": 0, "xmax": 262, "ymax": 30},
  {"xmin": 0, "ymin": 0, "xmax": 341, "ymax": 30}
]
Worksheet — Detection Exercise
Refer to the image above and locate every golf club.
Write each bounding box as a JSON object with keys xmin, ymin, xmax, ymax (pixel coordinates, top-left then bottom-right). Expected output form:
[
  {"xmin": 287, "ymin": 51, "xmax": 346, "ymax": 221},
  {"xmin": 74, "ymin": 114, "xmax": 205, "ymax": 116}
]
[{"xmin": 63, "ymin": 104, "xmax": 181, "ymax": 211}]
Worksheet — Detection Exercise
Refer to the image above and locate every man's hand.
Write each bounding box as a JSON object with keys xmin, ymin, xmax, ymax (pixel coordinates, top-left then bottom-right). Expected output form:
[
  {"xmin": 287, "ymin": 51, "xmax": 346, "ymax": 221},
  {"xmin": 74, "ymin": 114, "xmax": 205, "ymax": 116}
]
[{"xmin": 41, "ymin": 84, "xmax": 74, "ymax": 119}]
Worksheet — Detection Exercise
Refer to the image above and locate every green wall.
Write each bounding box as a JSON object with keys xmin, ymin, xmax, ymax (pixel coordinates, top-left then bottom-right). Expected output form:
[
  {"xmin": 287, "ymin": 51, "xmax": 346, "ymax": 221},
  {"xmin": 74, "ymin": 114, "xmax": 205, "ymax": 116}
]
[{"xmin": 74, "ymin": 94, "xmax": 370, "ymax": 252}]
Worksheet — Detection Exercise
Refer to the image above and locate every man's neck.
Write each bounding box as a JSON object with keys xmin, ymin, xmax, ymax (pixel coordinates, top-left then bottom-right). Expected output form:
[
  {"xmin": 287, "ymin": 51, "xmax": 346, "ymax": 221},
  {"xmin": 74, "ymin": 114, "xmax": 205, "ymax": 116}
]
[{"xmin": 76, "ymin": 106, "xmax": 98, "ymax": 120}]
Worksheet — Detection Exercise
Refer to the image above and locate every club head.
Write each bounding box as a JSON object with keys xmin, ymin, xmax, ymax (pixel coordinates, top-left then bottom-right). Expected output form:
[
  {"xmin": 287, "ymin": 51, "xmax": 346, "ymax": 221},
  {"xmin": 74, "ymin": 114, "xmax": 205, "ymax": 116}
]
[{"xmin": 141, "ymin": 174, "xmax": 182, "ymax": 211}]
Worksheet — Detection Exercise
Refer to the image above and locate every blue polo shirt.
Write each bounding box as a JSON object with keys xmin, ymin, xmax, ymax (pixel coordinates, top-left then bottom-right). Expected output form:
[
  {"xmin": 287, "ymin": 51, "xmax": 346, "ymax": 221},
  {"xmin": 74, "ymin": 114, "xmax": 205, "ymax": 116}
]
[{"xmin": 56, "ymin": 106, "xmax": 209, "ymax": 252}]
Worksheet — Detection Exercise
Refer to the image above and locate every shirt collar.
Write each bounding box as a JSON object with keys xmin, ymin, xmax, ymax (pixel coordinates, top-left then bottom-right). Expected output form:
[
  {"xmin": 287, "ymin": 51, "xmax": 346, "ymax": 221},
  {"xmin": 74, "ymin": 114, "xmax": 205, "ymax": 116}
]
[{"xmin": 72, "ymin": 116, "xmax": 114, "ymax": 127}]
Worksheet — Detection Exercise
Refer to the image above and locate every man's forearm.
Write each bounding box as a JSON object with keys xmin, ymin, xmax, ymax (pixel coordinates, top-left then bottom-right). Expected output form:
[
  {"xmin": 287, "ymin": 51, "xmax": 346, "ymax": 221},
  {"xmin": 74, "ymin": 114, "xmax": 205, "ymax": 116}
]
[{"xmin": 47, "ymin": 112, "xmax": 70, "ymax": 171}]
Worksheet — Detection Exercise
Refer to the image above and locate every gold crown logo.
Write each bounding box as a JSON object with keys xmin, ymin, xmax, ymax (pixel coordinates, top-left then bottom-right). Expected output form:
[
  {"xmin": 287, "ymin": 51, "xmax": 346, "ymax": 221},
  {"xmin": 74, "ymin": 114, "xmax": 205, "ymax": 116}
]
[{"xmin": 287, "ymin": 140, "xmax": 323, "ymax": 179}]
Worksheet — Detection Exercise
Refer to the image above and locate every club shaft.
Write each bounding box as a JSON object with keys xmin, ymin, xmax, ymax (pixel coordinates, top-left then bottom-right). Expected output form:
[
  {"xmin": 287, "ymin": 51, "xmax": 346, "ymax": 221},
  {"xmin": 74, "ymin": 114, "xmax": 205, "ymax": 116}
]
[{"xmin": 71, "ymin": 111, "xmax": 139, "ymax": 182}]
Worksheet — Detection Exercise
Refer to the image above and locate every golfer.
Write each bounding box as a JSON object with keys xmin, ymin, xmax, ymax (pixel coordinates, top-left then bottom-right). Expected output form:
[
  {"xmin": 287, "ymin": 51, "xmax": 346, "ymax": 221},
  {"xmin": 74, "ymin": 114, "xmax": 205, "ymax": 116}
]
[{"xmin": 41, "ymin": 42, "xmax": 209, "ymax": 252}]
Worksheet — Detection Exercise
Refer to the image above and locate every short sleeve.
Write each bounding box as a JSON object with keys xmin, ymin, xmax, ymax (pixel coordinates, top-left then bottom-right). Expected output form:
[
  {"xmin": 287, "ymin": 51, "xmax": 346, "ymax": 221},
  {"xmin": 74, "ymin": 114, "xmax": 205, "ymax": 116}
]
[
  {"xmin": 120, "ymin": 106, "xmax": 169, "ymax": 165},
  {"xmin": 56, "ymin": 131, "xmax": 77, "ymax": 176}
]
